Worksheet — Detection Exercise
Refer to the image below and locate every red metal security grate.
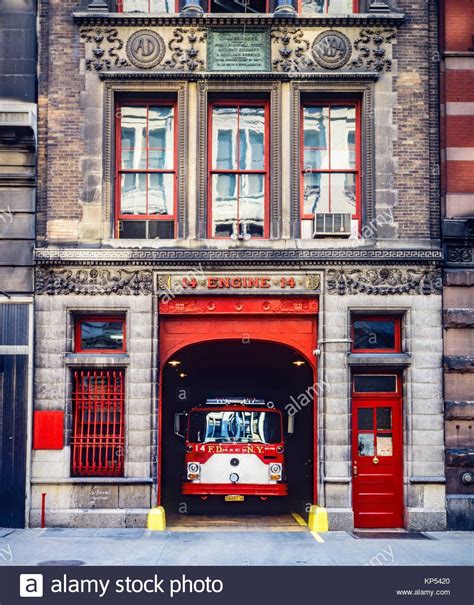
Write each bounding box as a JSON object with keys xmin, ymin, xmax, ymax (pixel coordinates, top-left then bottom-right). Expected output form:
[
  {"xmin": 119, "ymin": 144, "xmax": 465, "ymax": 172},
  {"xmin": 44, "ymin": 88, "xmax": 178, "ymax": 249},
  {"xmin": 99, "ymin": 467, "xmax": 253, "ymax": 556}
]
[{"xmin": 71, "ymin": 369, "xmax": 125, "ymax": 477}]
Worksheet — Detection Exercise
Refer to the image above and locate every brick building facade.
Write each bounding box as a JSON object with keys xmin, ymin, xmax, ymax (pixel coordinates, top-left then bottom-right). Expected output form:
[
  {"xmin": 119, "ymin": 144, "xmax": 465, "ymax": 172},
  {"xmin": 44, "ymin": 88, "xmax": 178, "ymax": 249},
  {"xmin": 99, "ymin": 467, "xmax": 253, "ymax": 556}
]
[
  {"xmin": 439, "ymin": 0, "xmax": 474, "ymax": 531},
  {"xmin": 30, "ymin": 0, "xmax": 449, "ymax": 530},
  {"xmin": 0, "ymin": 0, "xmax": 36, "ymax": 528}
]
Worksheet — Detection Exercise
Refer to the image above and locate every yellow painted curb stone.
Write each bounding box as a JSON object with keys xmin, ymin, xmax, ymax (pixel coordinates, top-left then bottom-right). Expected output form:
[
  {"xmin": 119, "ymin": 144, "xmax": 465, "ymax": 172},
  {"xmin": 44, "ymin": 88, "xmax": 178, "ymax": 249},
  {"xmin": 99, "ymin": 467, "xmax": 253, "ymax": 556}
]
[
  {"xmin": 308, "ymin": 505, "xmax": 329, "ymax": 532},
  {"xmin": 147, "ymin": 506, "xmax": 166, "ymax": 531}
]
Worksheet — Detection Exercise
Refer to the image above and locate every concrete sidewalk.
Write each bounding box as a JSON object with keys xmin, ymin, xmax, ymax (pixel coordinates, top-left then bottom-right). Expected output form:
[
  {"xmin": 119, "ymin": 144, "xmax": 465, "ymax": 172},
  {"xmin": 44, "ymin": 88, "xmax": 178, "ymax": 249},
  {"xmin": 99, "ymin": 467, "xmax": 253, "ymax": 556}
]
[{"xmin": 0, "ymin": 527, "xmax": 472, "ymax": 566}]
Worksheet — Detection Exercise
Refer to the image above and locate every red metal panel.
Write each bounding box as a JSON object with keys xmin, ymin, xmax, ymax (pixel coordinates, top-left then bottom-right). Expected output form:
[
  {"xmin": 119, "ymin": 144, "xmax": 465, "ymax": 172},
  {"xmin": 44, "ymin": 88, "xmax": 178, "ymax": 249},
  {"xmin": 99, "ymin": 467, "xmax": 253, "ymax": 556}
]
[
  {"xmin": 33, "ymin": 411, "xmax": 64, "ymax": 450},
  {"xmin": 71, "ymin": 369, "xmax": 125, "ymax": 477},
  {"xmin": 352, "ymin": 373, "xmax": 403, "ymax": 528}
]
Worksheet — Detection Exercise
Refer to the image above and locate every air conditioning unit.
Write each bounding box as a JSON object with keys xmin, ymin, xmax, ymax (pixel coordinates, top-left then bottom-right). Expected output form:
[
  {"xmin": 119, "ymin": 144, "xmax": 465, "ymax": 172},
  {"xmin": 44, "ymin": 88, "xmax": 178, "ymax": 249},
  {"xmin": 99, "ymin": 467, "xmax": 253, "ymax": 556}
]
[{"xmin": 313, "ymin": 213, "xmax": 352, "ymax": 237}]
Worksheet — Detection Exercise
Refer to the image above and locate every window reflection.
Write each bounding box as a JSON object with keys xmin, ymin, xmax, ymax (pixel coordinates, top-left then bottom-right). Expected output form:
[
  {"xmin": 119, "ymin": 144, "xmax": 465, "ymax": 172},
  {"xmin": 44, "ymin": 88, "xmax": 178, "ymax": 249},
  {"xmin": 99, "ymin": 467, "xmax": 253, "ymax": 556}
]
[
  {"xmin": 211, "ymin": 104, "xmax": 266, "ymax": 238},
  {"xmin": 301, "ymin": 0, "xmax": 353, "ymax": 14},
  {"xmin": 118, "ymin": 104, "xmax": 175, "ymax": 238},
  {"xmin": 120, "ymin": 0, "xmax": 174, "ymax": 12},
  {"xmin": 302, "ymin": 105, "xmax": 357, "ymax": 219}
]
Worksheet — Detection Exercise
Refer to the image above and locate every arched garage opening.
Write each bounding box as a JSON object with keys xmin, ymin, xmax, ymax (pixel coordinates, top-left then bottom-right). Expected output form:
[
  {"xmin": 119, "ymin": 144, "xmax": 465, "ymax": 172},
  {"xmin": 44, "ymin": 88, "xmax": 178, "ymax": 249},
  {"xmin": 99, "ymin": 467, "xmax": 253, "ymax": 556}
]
[
  {"xmin": 158, "ymin": 296, "xmax": 319, "ymax": 518},
  {"xmin": 161, "ymin": 339, "xmax": 315, "ymax": 516}
]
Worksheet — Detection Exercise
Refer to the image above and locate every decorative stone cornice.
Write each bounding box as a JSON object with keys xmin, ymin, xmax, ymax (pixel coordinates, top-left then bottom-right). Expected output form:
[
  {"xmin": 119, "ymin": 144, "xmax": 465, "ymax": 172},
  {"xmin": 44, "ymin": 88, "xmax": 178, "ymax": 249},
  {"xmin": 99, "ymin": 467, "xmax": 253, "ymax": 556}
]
[
  {"xmin": 326, "ymin": 267, "xmax": 442, "ymax": 295},
  {"xmin": 34, "ymin": 248, "xmax": 443, "ymax": 268},
  {"xmin": 35, "ymin": 267, "xmax": 153, "ymax": 295},
  {"xmin": 99, "ymin": 70, "xmax": 379, "ymax": 80},
  {"xmin": 73, "ymin": 12, "xmax": 405, "ymax": 28}
]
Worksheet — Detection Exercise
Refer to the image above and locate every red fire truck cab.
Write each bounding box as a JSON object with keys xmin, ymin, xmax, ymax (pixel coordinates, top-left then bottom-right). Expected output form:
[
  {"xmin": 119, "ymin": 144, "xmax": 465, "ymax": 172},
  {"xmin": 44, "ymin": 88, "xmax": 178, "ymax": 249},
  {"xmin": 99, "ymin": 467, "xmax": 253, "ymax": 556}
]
[{"xmin": 175, "ymin": 399, "xmax": 288, "ymax": 501}]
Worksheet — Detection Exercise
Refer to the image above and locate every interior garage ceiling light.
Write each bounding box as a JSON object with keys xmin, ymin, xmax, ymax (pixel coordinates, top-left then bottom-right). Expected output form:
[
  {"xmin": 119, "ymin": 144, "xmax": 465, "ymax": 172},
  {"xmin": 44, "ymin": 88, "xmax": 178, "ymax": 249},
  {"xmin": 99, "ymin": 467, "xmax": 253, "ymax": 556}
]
[
  {"xmin": 168, "ymin": 360, "xmax": 181, "ymax": 367},
  {"xmin": 292, "ymin": 360, "xmax": 306, "ymax": 366}
]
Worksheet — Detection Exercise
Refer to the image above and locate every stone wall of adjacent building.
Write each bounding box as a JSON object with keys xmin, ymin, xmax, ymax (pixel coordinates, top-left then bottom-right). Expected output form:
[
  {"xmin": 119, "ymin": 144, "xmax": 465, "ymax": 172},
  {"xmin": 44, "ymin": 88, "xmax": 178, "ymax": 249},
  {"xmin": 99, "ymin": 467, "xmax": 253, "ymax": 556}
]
[{"xmin": 320, "ymin": 283, "xmax": 445, "ymax": 531}]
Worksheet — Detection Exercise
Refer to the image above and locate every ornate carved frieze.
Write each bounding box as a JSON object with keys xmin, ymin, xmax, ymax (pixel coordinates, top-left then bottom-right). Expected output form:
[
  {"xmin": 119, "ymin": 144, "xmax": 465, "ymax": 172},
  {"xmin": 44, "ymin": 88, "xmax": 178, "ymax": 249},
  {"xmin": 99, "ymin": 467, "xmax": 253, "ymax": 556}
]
[
  {"xmin": 349, "ymin": 28, "xmax": 396, "ymax": 72},
  {"xmin": 446, "ymin": 247, "xmax": 473, "ymax": 264},
  {"xmin": 326, "ymin": 267, "xmax": 442, "ymax": 295},
  {"xmin": 81, "ymin": 24, "xmax": 396, "ymax": 74},
  {"xmin": 81, "ymin": 26, "xmax": 206, "ymax": 72},
  {"xmin": 36, "ymin": 267, "xmax": 153, "ymax": 296},
  {"xmin": 80, "ymin": 27, "xmax": 130, "ymax": 71}
]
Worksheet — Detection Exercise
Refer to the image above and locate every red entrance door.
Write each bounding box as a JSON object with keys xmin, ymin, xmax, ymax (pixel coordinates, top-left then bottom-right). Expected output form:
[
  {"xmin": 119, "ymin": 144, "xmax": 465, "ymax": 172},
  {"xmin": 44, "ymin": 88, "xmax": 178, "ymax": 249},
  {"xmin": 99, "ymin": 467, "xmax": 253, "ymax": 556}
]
[{"xmin": 352, "ymin": 373, "xmax": 403, "ymax": 528}]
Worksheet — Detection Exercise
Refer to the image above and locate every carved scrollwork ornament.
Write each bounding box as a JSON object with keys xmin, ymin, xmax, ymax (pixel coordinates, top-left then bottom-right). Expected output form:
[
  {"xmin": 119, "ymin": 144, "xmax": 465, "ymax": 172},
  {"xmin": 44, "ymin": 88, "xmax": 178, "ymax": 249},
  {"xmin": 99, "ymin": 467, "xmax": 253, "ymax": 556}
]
[
  {"xmin": 271, "ymin": 27, "xmax": 314, "ymax": 72},
  {"xmin": 350, "ymin": 28, "xmax": 396, "ymax": 73},
  {"xmin": 36, "ymin": 267, "xmax": 153, "ymax": 296},
  {"xmin": 326, "ymin": 268, "xmax": 442, "ymax": 295},
  {"xmin": 164, "ymin": 27, "xmax": 207, "ymax": 71},
  {"xmin": 81, "ymin": 27, "xmax": 130, "ymax": 71}
]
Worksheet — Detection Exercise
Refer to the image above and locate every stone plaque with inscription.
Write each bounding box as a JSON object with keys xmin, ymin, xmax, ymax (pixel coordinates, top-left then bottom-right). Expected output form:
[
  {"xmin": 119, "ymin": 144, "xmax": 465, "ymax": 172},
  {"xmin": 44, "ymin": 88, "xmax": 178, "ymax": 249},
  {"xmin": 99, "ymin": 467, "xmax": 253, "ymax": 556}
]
[{"xmin": 208, "ymin": 28, "xmax": 270, "ymax": 72}]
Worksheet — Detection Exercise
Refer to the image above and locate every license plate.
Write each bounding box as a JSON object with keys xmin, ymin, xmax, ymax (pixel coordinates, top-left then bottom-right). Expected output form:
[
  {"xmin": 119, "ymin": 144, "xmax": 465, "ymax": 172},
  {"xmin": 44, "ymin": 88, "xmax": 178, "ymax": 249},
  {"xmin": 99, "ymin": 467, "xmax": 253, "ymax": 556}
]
[{"xmin": 225, "ymin": 495, "xmax": 244, "ymax": 502}]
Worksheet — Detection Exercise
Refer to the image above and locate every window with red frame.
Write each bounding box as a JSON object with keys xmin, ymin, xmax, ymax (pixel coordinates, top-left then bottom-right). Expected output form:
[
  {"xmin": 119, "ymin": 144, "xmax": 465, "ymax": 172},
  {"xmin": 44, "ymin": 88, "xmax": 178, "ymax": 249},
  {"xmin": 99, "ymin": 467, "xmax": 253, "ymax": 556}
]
[
  {"xmin": 117, "ymin": 0, "xmax": 272, "ymax": 12},
  {"xmin": 71, "ymin": 369, "xmax": 125, "ymax": 477},
  {"xmin": 117, "ymin": 0, "xmax": 177, "ymax": 11},
  {"xmin": 209, "ymin": 101, "xmax": 269, "ymax": 239},
  {"xmin": 116, "ymin": 99, "xmax": 176, "ymax": 239},
  {"xmin": 300, "ymin": 0, "xmax": 358, "ymax": 13},
  {"xmin": 351, "ymin": 316, "xmax": 402, "ymax": 353},
  {"xmin": 301, "ymin": 101, "xmax": 360, "ymax": 236},
  {"xmin": 75, "ymin": 316, "xmax": 126, "ymax": 354}
]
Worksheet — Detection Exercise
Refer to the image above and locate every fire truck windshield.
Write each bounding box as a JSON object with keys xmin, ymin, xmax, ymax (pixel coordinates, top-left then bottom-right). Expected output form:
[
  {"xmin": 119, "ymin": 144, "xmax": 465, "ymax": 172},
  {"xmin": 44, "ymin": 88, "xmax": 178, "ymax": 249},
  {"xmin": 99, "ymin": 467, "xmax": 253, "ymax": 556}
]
[{"xmin": 188, "ymin": 410, "xmax": 282, "ymax": 444}]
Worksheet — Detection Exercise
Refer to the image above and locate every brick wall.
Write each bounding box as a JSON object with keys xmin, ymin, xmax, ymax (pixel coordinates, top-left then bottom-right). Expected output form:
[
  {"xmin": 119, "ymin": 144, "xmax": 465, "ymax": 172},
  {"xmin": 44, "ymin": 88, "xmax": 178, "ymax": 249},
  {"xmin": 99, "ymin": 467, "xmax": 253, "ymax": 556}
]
[
  {"xmin": 37, "ymin": 0, "xmax": 84, "ymax": 242},
  {"xmin": 392, "ymin": 0, "xmax": 440, "ymax": 239}
]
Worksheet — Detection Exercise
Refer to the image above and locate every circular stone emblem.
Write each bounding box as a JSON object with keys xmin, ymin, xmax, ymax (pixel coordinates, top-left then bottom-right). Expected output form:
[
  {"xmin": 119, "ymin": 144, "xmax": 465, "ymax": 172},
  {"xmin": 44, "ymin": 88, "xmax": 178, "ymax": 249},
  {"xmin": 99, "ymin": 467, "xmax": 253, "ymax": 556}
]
[
  {"xmin": 311, "ymin": 30, "xmax": 352, "ymax": 70},
  {"xmin": 126, "ymin": 30, "xmax": 165, "ymax": 69}
]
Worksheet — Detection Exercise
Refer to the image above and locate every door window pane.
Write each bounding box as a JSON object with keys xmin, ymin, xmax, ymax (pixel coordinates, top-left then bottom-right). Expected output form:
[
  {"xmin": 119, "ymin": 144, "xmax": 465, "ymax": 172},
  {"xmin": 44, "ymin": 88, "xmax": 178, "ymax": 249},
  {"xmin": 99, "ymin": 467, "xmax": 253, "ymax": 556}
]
[
  {"xmin": 353, "ymin": 375, "xmax": 398, "ymax": 393},
  {"xmin": 358, "ymin": 408, "xmax": 373, "ymax": 430},
  {"xmin": 376, "ymin": 408, "xmax": 392, "ymax": 430},
  {"xmin": 358, "ymin": 433, "xmax": 375, "ymax": 457},
  {"xmin": 376, "ymin": 433, "xmax": 393, "ymax": 456},
  {"xmin": 353, "ymin": 319, "xmax": 397, "ymax": 351}
]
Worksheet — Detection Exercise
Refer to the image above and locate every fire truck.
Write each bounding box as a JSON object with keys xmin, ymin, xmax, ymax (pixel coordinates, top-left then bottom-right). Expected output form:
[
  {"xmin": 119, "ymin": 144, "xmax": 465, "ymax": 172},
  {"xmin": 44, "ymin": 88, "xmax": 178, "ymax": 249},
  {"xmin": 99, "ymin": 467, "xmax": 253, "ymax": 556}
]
[{"xmin": 175, "ymin": 398, "xmax": 288, "ymax": 502}]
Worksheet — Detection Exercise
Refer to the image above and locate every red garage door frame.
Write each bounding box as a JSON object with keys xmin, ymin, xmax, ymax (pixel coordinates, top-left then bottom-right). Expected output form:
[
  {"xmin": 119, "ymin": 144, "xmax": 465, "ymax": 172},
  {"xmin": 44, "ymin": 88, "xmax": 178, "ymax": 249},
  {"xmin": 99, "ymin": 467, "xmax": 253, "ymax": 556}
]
[{"xmin": 157, "ymin": 296, "xmax": 319, "ymax": 506}]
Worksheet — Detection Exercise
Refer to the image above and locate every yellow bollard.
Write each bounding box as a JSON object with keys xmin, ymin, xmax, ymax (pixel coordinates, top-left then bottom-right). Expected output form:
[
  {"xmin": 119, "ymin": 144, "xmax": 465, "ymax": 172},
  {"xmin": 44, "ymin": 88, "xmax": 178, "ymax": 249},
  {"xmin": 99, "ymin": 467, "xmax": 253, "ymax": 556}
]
[
  {"xmin": 147, "ymin": 506, "xmax": 166, "ymax": 531},
  {"xmin": 308, "ymin": 505, "xmax": 329, "ymax": 532}
]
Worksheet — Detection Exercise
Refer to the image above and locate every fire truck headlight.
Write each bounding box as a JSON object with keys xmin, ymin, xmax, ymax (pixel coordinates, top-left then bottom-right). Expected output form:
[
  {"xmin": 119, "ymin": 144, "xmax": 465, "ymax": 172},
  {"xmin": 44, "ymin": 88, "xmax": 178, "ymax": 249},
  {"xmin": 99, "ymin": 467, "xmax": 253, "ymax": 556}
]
[
  {"xmin": 229, "ymin": 472, "xmax": 239, "ymax": 483},
  {"xmin": 187, "ymin": 462, "xmax": 200, "ymax": 480},
  {"xmin": 269, "ymin": 463, "xmax": 282, "ymax": 480}
]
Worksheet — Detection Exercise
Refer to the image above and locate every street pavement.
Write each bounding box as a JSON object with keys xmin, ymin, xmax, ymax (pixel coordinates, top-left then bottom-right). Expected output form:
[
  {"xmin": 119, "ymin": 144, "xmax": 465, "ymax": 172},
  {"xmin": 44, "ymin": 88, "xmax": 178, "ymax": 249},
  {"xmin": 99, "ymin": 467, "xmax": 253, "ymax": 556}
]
[{"xmin": 0, "ymin": 526, "xmax": 472, "ymax": 566}]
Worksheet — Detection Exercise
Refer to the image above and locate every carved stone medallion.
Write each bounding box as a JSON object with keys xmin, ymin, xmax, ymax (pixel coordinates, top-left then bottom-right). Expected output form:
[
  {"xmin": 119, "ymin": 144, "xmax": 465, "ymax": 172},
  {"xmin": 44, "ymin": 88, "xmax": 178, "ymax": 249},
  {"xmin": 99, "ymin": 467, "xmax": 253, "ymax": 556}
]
[
  {"xmin": 311, "ymin": 30, "xmax": 352, "ymax": 70},
  {"xmin": 126, "ymin": 30, "xmax": 165, "ymax": 69}
]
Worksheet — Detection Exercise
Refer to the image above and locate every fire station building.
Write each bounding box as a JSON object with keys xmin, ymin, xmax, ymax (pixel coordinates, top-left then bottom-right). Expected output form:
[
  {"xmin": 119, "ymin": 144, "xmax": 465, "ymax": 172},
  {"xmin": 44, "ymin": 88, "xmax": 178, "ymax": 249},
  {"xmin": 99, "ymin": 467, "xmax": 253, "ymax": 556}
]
[{"xmin": 30, "ymin": 0, "xmax": 449, "ymax": 531}]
